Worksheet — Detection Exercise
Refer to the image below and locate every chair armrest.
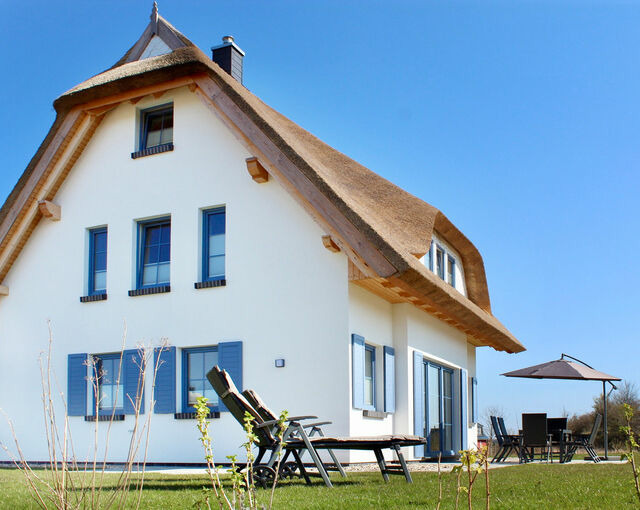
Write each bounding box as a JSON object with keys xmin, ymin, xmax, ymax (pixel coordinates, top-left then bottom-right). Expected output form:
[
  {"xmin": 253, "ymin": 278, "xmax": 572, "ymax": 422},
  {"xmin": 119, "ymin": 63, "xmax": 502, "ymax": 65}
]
[
  {"xmin": 255, "ymin": 420, "xmax": 278, "ymax": 428},
  {"xmin": 286, "ymin": 415, "xmax": 318, "ymax": 422},
  {"xmin": 303, "ymin": 421, "xmax": 332, "ymax": 428}
]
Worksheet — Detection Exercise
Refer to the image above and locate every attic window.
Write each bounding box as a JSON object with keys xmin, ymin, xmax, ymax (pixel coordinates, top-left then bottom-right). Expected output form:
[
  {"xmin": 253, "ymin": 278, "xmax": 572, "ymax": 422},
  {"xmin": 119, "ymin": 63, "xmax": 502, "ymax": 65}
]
[
  {"xmin": 132, "ymin": 104, "xmax": 174, "ymax": 159},
  {"xmin": 425, "ymin": 238, "xmax": 463, "ymax": 294}
]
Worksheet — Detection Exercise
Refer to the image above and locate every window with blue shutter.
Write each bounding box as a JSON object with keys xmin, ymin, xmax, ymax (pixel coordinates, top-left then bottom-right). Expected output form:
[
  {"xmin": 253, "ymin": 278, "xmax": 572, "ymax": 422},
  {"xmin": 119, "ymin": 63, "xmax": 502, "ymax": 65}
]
[
  {"xmin": 68, "ymin": 353, "xmax": 88, "ymax": 416},
  {"xmin": 383, "ymin": 346, "xmax": 395, "ymax": 413},
  {"xmin": 93, "ymin": 354, "xmax": 125, "ymax": 415},
  {"xmin": 351, "ymin": 334, "xmax": 365, "ymax": 410},
  {"xmin": 182, "ymin": 346, "xmax": 219, "ymax": 413},
  {"xmin": 154, "ymin": 346, "xmax": 176, "ymax": 414},
  {"xmin": 460, "ymin": 369, "xmax": 468, "ymax": 450},
  {"xmin": 137, "ymin": 218, "xmax": 171, "ymax": 289},
  {"xmin": 217, "ymin": 341, "xmax": 243, "ymax": 412},
  {"xmin": 413, "ymin": 351, "xmax": 425, "ymax": 457}
]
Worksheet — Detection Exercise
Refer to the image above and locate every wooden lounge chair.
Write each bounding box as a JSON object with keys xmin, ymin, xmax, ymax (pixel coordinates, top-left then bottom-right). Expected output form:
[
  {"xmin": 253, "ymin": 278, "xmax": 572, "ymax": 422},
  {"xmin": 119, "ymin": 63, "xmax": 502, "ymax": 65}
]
[
  {"xmin": 242, "ymin": 388, "xmax": 346, "ymax": 478},
  {"xmin": 565, "ymin": 414, "xmax": 602, "ymax": 463},
  {"xmin": 206, "ymin": 366, "xmax": 425, "ymax": 488}
]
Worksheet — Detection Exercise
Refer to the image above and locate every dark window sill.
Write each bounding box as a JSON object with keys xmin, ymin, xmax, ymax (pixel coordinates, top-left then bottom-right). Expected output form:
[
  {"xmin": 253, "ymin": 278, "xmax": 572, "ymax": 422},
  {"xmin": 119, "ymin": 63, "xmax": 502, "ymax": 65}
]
[
  {"xmin": 194, "ymin": 279, "xmax": 226, "ymax": 290},
  {"xmin": 128, "ymin": 285, "xmax": 171, "ymax": 297},
  {"xmin": 85, "ymin": 414, "xmax": 125, "ymax": 422},
  {"xmin": 80, "ymin": 293, "xmax": 107, "ymax": 303},
  {"xmin": 362, "ymin": 410, "xmax": 389, "ymax": 419},
  {"xmin": 131, "ymin": 143, "xmax": 174, "ymax": 159},
  {"xmin": 174, "ymin": 411, "xmax": 221, "ymax": 420}
]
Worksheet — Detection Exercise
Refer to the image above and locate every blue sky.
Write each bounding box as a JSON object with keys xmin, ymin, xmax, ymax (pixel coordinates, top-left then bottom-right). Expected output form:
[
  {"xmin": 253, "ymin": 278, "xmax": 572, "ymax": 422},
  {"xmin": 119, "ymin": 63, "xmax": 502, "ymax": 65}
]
[{"xmin": 1, "ymin": 1, "xmax": 638, "ymax": 430}]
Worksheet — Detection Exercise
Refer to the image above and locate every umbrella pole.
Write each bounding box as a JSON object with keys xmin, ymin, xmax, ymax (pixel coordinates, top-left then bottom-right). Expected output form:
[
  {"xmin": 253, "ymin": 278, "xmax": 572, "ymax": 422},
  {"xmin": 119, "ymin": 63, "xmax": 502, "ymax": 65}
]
[{"xmin": 603, "ymin": 380, "xmax": 608, "ymax": 461}]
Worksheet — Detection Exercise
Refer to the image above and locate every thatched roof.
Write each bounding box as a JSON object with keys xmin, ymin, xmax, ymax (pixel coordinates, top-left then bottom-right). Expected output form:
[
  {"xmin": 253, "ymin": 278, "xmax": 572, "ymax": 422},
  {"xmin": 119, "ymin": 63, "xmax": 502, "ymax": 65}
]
[{"xmin": 0, "ymin": 12, "xmax": 524, "ymax": 353}]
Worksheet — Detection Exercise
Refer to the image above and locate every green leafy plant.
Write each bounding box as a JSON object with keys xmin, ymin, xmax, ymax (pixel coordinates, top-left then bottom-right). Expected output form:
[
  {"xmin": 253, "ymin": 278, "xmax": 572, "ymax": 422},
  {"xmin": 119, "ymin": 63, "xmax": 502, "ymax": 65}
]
[
  {"xmin": 620, "ymin": 403, "xmax": 640, "ymax": 504},
  {"xmin": 453, "ymin": 447, "xmax": 491, "ymax": 510}
]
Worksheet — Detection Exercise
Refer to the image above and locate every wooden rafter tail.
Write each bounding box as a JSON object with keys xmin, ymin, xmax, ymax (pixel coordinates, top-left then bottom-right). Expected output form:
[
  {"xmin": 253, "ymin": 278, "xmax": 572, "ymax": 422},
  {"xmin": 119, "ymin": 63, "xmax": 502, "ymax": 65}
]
[
  {"xmin": 0, "ymin": 285, "xmax": 8, "ymax": 296},
  {"xmin": 321, "ymin": 235, "xmax": 340, "ymax": 253},
  {"xmin": 37, "ymin": 200, "xmax": 61, "ymax": 221},
  {"xmin": 245, "ymin": 157, "xmax": 269, "ymax": 183}
]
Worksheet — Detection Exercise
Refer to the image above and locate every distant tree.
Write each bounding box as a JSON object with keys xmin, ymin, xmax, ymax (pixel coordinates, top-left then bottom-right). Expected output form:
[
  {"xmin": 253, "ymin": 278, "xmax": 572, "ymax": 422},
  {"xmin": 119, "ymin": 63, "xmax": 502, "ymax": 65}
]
[{"xmin": 568, "ymin": 381, "xmax": 640, "ymax": 449}]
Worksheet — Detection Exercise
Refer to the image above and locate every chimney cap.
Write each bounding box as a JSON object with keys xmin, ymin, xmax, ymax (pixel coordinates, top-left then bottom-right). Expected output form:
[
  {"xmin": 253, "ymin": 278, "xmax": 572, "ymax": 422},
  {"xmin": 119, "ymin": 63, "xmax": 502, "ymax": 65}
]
[{"xmin": 211, "ymin": 35, "xmax": 246, "ymax": 56}]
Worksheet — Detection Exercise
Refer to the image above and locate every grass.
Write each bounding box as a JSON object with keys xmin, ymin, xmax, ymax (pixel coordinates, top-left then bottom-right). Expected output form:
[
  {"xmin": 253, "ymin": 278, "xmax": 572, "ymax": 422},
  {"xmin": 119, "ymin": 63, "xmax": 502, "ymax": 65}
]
[{"xmin": 0, "ymin": 463, "xmax": 637, "ymax": 509}]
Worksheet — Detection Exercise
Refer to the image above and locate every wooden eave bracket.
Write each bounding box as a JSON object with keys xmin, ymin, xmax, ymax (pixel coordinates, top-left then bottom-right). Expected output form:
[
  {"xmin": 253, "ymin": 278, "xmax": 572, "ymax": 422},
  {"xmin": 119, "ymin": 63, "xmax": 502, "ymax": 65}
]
[
  {"xmin": 38, "ymin": 200, "xmax": 61, "ymax": 221},
  {"xmin": 0, "ymin": 285, "xmax": 8, "ymax": 296},
  {"xmin": 245, "ymin": 157, "xmax": 269, "ymax": 183},
  {"xmin": 322, "ymin": 235, "xmax": 341, "ymax": 253}
]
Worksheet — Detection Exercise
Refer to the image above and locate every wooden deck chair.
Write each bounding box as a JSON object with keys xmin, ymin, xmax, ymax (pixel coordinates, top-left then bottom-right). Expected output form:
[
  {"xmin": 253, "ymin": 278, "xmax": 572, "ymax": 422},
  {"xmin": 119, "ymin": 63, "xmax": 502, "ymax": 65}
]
[
  {"xmin": 207, "ymin": 366, "xmax": 426, "ymax": 487},
  {"xmin": 242, "ymin": 388, "xmax": 347, "ymax": 479}
]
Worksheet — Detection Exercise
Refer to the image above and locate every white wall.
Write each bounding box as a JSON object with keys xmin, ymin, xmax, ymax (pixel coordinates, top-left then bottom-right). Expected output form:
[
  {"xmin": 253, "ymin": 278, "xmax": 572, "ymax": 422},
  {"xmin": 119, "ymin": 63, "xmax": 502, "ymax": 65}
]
[{"xmin": 0, "ymin": 87, "xmax": 350, "ymax": 464}]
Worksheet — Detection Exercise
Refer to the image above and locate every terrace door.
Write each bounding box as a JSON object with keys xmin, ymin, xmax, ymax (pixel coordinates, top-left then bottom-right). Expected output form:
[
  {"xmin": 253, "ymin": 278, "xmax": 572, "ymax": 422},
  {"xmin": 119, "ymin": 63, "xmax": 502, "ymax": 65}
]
[{"xmin": 424, "ymin": 361, "xmax": 454, "ymax": 457}]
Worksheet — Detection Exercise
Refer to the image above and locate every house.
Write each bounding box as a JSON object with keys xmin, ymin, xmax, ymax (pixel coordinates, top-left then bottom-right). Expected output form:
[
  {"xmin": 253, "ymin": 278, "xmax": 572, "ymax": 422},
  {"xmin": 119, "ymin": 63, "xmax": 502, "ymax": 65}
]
[{"xmin": 0, "ymin": 7, "xmax": 524, "ymax": 465}]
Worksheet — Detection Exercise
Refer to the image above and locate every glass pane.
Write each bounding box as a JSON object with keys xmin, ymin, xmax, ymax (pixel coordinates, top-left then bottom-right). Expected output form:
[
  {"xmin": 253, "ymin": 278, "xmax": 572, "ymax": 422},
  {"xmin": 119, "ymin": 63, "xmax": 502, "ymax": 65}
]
[
  {"xmin": 145, "ymin": 246, "xmax": 159, "ymax": 264},
  {"xmin": 444, "ymin": 424, "xmax": 453, "ymax": 451},
  {"xmin": 159, "ymin": 244, "xmax": 170, "ymax": 263},
  {"xmin": 209, "ymin": 256, "xmax": 225, "ymax": 278},
  {"xmin": 94, "ymin": 271, "xmax": 106, "ymax": 291},
  {"xmin": 160, "ymin": 225, "xmax": 171, "ymax": 243},
  {"xmin": 95, "ymin": 232, "xmax": 107, "ymax": 252},
  {"xmin": 115, "ymin": 384, "xmax": 124, "ymax": 408},
  {"xmin": 160, "ymin": 126, "xmax": 173, "ymax": 145},
  {"xmin": 428, "ymin": 365, "xmax": 440, "ymax": 450},
  {"xmin": 204, "ymin": 351, "xmax": 218, "ymax": 372},
  {"xmin": 436, "ymin": 249, "xmax": 445, "ymax": 279},
  {"xmin": 443, "ymin": 371, "xmax": 452, "ymax": 398},
  {"xmin": 364, "ymin": 378, "xmax": 374, "ymax": 406},
  {"xmin": 365, "ymin": 349, "xmax": 373, "ymax": 377},
  {"xmin": 203, "ymin": 388, "xmax": 218, "ymax": 403},
  {"xmin": 188, "ymin": 381, "xmax": 204, "ymax": 405},
  {"xmin": 100, "ymin": 386, "xmax": 112, "ymax": 409},
  {"xmin": 208, "ymin": 213, "xmax": 225, "ymax": 235},
  {"xmin": 189, "ymin": 352, "xmax": 204, "ymax": 378},
  {"xmin": 142, "ymin": 265, "xmax": 157, "ymax": 285},
  {"xmin": 209, "ymin": 234, "xmax": 225, "ymax": 256},
  {"xmin": 157, "ymin": 262, "xmax": 170, "ymax": 284},
  {"xmin": 147, "ymin": 226, "xmax": 161, "ymax": 245},
  {"xmin": 95, "ymin": 251, "xmax": 107, "ymax": 271},
  {"xmin": 146, "ymin": 130, "xmax": 161, "ymax": 148}
]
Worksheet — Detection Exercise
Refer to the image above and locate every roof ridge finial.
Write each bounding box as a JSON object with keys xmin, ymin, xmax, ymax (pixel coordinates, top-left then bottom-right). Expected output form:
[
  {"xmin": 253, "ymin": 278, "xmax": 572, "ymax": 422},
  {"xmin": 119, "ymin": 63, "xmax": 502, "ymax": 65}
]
[{"xmin": 151, "ymin": 2, "xmax": 159, "ymax": 33}]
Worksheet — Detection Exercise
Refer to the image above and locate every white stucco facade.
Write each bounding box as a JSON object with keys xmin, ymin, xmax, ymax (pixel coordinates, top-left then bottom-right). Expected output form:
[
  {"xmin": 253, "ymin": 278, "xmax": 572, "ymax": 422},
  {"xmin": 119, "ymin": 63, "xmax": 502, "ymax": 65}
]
[{"xmin": 0, "ymin": 85, "xmax": 478, "ymax": 466}]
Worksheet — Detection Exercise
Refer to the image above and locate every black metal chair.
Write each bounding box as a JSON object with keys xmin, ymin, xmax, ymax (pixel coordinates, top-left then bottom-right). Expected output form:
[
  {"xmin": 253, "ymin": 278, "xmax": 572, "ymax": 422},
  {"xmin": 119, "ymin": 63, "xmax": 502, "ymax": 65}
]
[
  {"xmin": 520, "ymin": 413, "xmax": 551, "ymax": 463},
  {"xmin": 490, "ymin": 416, "xmax": 519, "ymax": 462},
  {"xmin": 547, "ymin": 417, "xmax": 568, "ymax": 462},
  {"xmin": 565, "ymin": 414, "xmax": 602, "ymax": 463}
]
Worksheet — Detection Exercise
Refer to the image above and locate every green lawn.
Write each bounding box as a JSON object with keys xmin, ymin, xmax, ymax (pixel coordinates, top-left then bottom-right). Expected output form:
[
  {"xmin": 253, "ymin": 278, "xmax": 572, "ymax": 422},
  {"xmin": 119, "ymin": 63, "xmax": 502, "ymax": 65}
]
[{"xmin": 0, "ymin": 463, "xmax": 638, "ymax": 509}]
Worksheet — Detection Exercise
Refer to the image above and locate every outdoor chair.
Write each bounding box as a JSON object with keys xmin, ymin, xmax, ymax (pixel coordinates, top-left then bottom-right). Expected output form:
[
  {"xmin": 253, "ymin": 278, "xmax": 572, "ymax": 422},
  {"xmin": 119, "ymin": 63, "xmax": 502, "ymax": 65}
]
[
  {"xmin": 546, "ymin": 417, "xmax": 569, "ymax": 462},
  {"xmin": 496, "ymin": 417, "xmax": 521, "ymax": 462},
  {"xmin": 565, "ymin": 414, "xmax": 602, "ymax": 463},
  {"xmin": 490, "ymin": 416, "xmax": 513, "ymax": 463},
  {"xmin": 206, "ymin": 366, "xmax": 426, "ymax": 488},
  {"xmin": 242, "ymin": 388, "xmax": 346, "ymax": 478},
  {"xmin": 520, "ymin": 413, "xmax": 552, "ymax": 463}
]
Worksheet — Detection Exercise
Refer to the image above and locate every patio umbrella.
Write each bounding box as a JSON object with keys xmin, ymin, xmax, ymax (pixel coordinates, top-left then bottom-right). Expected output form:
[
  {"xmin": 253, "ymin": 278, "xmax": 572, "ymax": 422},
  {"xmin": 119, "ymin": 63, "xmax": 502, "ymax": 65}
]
[{"xmin": 502, "ymin": 353, "xmax": 621, "ymax": 460}]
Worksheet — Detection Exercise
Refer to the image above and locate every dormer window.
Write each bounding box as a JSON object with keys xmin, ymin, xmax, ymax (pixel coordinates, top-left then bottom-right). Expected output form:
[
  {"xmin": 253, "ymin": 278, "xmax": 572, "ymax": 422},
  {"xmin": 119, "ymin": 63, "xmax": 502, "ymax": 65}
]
[
  {"xmin": 424, "ymin": 237, "xmax": 464, "ymax": 295},
  {"xmin": 131, "ymin": 104, "xmax": 174, "ymax": 159}
]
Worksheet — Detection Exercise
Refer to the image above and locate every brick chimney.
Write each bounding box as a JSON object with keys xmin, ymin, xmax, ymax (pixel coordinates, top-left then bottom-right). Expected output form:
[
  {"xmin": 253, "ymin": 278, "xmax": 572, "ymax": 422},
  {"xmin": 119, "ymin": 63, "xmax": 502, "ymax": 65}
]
[{"xmin": 211, "ymin": 36, "xmax": 245, "ymax": 84}]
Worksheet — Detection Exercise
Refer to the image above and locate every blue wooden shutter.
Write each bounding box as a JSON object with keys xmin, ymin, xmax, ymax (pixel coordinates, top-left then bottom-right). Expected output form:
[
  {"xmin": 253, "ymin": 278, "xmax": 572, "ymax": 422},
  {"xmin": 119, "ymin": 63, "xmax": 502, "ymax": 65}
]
[
  {"xmin": 123, "ymin": 349, "xmax": 145, "ymax": 415},
  {"xmin": 351, "ymin": 334, "xmax": 365, "ymax": 410},
  {"xmin": 471, "ymin": 377, "xmax": 478, "ymax": 424},
  {"xmin": 460, "ymin": 368, "xmax": 468, "ymax": 450},
  {"xmin": 68, "ymin": 353, "xmax": 88, "ymax": 416},
  {"xmin": 413, "ymin": 351, "xmax": 425, "ymax": 457},
  {"xmin": 153, "ymin": 346, "xmax": 176, "ymax": 414},
  {"xmin": 218, "ymin": 341, "xmax": 243, "ymax": 412},
  {"xmin": 383, "ymin": 346, "xmax": 395, "ymax": 413}
]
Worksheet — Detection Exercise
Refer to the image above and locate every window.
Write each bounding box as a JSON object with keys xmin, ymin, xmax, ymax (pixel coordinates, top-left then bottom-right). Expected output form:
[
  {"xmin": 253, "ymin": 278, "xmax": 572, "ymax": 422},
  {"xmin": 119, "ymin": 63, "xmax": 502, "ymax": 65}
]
[
  {"xmin": 202, "ymin": 208, "xmax": 225, "ymax": 282},
  {"xmin": 88, "ymin": 227, "xmax": 107, "ymax": 295},
  {"xmin": 447, "ymin": 255, "xmax": 455, "ymax": 287},
  {"xmin": 141, "ymin": 104, "xmax": 173, "ymax": 150},
  {"xmin": 137, "ymin": 218, "xmax": 171, "ymax": 288},
  {"xmin": 182, "ymin": 347, "xmax": 219, "ymax": 412},
  {"xmin": 436, "ymin": 246, "xmax": 445, "ymax": 280},
  {"xmin": 94, "ymin": 354, "xmax": 124, "ymax": 414},
  {"xmin": 427, "ymin": 242, "xmax": 434, "ymax": 271},
  {"xmin": 364, "ymin": 344, "xmax": 376, "ymax": 410}
]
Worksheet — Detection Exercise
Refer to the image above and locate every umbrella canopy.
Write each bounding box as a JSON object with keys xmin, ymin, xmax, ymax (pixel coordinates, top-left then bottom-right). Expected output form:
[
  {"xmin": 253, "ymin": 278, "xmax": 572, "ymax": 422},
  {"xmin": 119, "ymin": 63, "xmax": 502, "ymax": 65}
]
[
  {"xmin": 502, "ymin": 359, "xmax": 621, "ymax": 382},
  {"xmin": 501, "ymin": 354, "xmax": 621, "ymax": 460}
]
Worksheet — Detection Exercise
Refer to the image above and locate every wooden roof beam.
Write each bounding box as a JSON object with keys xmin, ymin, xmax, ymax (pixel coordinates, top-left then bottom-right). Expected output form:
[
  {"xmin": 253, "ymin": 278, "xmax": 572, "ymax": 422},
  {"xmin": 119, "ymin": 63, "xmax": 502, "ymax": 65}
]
[
  {"xmin": 38, "ymin": 200, "xmax": 61, "ymax": 221},
  {"xmin": 245, "ymin": 157, "xmax": 269, "ymax": 183},
  {"xmin": 321, "ymin": 235, "xmax": 340, "ymax": 253}
]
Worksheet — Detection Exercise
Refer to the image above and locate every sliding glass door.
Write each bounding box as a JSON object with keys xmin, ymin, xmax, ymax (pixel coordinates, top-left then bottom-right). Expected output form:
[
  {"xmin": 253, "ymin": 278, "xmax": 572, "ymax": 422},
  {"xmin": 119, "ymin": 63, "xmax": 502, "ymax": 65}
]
[{"xmin": 424, "ymin": 361, "xmax": 454, "ymax": 457}]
